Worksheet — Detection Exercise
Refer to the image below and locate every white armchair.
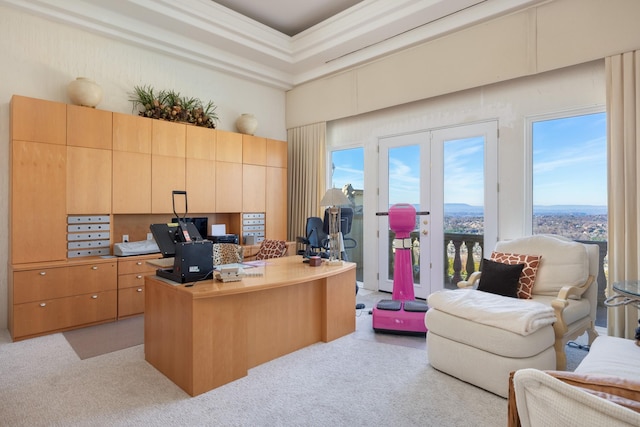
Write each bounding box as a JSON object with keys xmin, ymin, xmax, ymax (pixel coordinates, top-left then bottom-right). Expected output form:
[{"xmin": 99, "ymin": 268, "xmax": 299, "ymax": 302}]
[
  {"xmin": 458, "ymin": 234, "xmax": 599, "ymax": 370},
  {"xmin": 512, "ymin": 368, "xmax": 640, "ymax": 427}
]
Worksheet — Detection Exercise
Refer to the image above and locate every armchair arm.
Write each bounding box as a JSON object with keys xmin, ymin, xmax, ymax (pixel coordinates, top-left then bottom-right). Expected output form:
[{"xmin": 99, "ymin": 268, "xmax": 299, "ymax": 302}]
[
  {"xmin": 458, "ymin": 271, "xmax": 481, "ymax": 288},
  {"xmin": 550, "ymin": 275, "xmax": 595, "ymax": 337}
]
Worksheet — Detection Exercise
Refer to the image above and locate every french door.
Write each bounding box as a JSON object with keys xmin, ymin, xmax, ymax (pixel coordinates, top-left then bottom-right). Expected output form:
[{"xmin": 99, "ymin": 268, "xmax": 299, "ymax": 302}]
[{"xmin": 377, "ymin": 122, "xmax": 497, "ymax": 299}]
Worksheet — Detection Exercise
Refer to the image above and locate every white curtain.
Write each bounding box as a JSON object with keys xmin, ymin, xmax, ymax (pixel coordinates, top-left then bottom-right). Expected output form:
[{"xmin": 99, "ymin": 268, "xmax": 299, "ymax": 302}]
[
  {"xmin": 287, "ymin": 122, "xmax": 327, "ymax": 243},
  {"xmin": 606, "ymin": 51, "xmax": 640, "ymax": 338}
]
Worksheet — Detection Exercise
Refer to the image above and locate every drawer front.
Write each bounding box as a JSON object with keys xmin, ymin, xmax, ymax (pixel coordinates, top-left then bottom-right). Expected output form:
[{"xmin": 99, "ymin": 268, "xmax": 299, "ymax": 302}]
[
  {"xmin": 13, "ymin": 267, "xmax": 69, "ymax": 303},
  {"xmin": 13, "ymin": 289, "xmax": 117, "ymax": 339},
  {"xmin": 118, "ymin": 272, "xmax": 150, "ymax": 289},
  {"xmin": 118, "ymin": 285, "xmax": 145, "ymax": 318},
  {"xmin": 68, "ymin": 262, "xmax": 117, "ymax": 293},
  {"xmin": 118, "ymin": 257, "xmax": 158, "ymax": 275}
]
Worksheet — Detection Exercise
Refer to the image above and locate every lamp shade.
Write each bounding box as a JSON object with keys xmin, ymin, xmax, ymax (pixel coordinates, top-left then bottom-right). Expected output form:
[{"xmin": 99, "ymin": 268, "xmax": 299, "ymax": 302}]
[{"xmin": 320, "ymin": 188, "xmax": 350, "ymax": 206}]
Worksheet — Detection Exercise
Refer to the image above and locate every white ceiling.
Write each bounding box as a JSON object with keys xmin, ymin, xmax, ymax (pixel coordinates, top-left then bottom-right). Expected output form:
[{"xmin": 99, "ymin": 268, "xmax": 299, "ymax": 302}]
[
  {"xmin": 0, "ymin": 0, "xmax": 545, "ymax": 89},
  {"xmin": 213, "ymin": 0, "xmax": 365, "ymax": 37}
]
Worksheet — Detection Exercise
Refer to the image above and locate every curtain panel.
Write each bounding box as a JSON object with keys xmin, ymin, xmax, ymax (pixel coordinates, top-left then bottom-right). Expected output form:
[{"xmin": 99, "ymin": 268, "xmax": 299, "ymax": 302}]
[
  {"xmin": 286, "ymin": 122, "xmax": 327, "ymax": 243},
  {"xmin": 605, "ymin": 51, "xmax": 640, "ymax": 338}
]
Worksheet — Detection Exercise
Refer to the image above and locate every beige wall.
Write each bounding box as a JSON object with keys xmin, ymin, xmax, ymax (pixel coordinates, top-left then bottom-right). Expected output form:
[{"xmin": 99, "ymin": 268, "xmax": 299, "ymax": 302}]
[
  {"xmin": 0, "ymin": 7, "xmax": 287, "ymax": 330},
  {"xmin": 286, "ymin": 0, "xmax": 640, "ymax": 128}
]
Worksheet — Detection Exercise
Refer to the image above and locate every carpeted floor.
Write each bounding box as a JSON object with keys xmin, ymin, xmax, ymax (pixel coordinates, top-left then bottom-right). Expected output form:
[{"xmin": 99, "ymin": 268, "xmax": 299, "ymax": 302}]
[{"xmin": 0, "ymin": 289, "xmax": 594, "ymax": 426}]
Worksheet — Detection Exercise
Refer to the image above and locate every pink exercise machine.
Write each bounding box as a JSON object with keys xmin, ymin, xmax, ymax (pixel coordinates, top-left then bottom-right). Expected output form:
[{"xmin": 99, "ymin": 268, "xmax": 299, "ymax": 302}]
[{"xmin": 373, "ymin": 203, "xmax": 429, "ymax": 335}]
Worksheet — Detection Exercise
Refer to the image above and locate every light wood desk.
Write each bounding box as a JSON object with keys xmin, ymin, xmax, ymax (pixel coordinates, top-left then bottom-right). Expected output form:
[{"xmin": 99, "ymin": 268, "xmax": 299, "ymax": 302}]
[{"xmin": 144, "ymin": 256, "xmax": 356, "ymax": 396}]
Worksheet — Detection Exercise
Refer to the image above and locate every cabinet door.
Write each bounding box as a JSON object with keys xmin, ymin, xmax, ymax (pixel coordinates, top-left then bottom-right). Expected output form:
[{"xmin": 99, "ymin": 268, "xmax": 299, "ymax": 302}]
[
  {"xmin": 11, "ymin": 95, "xmax": 66, "ymax": 145},
  {"xmin": 266, "ymin": 139, "xmax": 288, "ymax": 168},
  {"xmin": 11, "ymin": 140, "xmax": 67, "ymax": 264},
  {"xmin": 113, "ymin": 113, "xmax": 152, "ymax": 153},
  {"xmin": 215, "ymin": 161, "xmax": 242, "ymax": 212},
  {"xmin": 67, "ymin": 105, "xmax": 112, "ymax": 149},
  {"xmin": 216, "ymin": 130, "xmax": 242, "ymax": 163},
  {"xmin": 152, "ymin": 155, "xmax": 186, "ymax": 213},
  {"xmin": 242, "ymin": 135, "xmax": 266, "ymax": 165},
  {"xmin": 118, "ymin": 285, "xmax": 145, "ymax": 318},
  {"xmin": 266, "ymin": 167, "xmax": 288, "ymax": 240},
  {"xmin": 113, "ymin": 151, "xmax": 152, "ymax": 213},
  {"xmin": 67, "ymin": 146, "xmax": 112, "ymax": 214},
  {"xmin": 152, "ymin": 120, "xmax": 185, "ymax": 157},
  {"xmin": 187, "ymin": 158, "xmax": 216, "ymax": 213},
  {"xmin": 242, "ymin": 164, "xmax": 266, "ymax": 212},
  {"xmin": 186, "ymin": 125, "xmax": 216, "ymax": 160}
]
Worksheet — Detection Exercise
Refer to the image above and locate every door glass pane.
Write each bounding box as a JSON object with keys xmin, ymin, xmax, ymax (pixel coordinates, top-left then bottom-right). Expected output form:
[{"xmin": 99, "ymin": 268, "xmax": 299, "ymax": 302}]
[
  {"xmin": 444, "ymin": 137, "xmax": 484, "ymax": 289},
  {"xmin": 388, "ymin": 145, "xmax": 420, "ymax": 281},
  {"xmin": 330, "ymin": 148, "xmax": 364, "ymax": 281}
]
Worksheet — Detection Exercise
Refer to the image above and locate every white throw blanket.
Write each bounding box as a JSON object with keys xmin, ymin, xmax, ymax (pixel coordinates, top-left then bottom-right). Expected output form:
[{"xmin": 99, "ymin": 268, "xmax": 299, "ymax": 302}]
[{"xmin": 428, "ymin": 289, "xmax": 556, "ymax": 336}]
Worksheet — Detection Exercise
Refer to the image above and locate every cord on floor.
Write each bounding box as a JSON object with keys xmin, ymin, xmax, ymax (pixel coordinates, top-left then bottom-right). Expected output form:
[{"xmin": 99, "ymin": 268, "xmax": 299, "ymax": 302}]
[{"xmin": 567, "ymin": 341, "xmax": 590, "ymax": 351}]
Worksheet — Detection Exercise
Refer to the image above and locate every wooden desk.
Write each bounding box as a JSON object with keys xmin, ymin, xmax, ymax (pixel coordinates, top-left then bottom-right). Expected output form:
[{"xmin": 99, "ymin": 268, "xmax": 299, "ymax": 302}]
[{"xmin": 144, "ymin": 256, "xmax": 356, "ymax": 396}]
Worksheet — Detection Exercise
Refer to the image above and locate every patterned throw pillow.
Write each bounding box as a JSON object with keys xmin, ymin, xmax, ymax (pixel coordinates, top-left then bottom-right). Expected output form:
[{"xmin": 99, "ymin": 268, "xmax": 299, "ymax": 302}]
[
  {"xmin": 490, "ymin": 252, "xmax": 542, "ymax": 299},
  {"xmin": 255, "ymin": 239, "xmax": 287, "ymax": 260}
]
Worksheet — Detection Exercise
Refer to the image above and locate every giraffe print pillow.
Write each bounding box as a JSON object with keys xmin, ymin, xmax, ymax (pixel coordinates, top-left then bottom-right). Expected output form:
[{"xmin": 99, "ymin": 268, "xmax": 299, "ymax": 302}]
[{"xmin": 490, "ymin": 252, "xmax": 542, "ymax": 299}]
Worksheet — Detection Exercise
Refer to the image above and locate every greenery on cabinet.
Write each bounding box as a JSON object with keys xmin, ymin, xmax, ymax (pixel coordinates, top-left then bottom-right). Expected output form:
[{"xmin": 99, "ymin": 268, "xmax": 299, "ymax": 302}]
[{"xmin": 129, "ymin": 85, "xmax": 218, "ymax": 128}]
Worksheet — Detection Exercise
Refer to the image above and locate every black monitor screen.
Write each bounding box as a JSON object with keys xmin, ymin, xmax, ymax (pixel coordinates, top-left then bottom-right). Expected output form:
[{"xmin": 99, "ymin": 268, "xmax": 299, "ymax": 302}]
[{"xmin": 172, "ymin": 217, "xmax": 208, "ymax": 240}]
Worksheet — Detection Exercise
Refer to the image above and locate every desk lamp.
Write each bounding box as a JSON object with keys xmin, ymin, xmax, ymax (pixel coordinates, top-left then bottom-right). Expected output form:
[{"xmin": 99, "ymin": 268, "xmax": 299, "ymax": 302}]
[{"xmin": 320, "ymin": 188, "xmax": 350, "ymax": 265}]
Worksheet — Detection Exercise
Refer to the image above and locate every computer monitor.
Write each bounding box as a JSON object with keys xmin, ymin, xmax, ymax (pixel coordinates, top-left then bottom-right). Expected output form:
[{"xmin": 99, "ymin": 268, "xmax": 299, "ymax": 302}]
[{"xmin": 172, "ymin": 217, "xmax": 208, "ymax": 241}]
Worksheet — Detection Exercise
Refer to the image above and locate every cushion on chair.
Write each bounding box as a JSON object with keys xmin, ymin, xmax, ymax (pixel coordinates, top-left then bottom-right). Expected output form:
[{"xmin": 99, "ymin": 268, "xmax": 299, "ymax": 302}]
[
  {"xmin": 255, "ymin": 239, "xmax": 287, "ymax": 260},
  {"xmin": 477, "ymin": 258, "xmax": 525, "ymax": 298},
  {"xmin": 491, "ymin": 252, "xmax": 542, "ymax": 299},
  {"xmin": 495, "ymin": 235, "xmax": 588, "ymax": 296}
]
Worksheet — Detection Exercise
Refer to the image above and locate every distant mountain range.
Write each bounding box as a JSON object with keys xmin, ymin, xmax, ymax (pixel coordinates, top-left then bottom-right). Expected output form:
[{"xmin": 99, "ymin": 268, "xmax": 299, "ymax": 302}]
[{"xmin": 442, "ymin": 203, "xmax": 607, "ymax": 216}]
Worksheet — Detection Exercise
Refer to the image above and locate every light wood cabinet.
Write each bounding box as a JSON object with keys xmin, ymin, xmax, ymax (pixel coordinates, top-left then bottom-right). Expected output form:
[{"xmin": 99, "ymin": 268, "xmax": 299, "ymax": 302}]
[
  {"xmin": 266, "ymin": 166, "xmax": 288, "ymax": 240},
  {"xmin": 67, "ymin": 105, "xmax": 112, "ymax": 149},
  {"xmin": 216, "ymin": 161, "xmax": 243, "ymax": 212},
  {"xmin": 11, "ymin": 95, "xmax": 66, "ymax": 145},
  {"xmin": 242, "ymin": 135, "xmax": 266, "ymax": 165},
  {"xmin": 11, "ymin": 260, "xmax": 117, "ymax": 340},
  {"xmin": 186, "ymin": 126, "xmax": 216, "ymax": 213},
  {"xmin": 266, "ymin": 139, "xmax": 288, "ymax": 168},
  {"xmin": 11, "ymin": 140, "xmax": 67, "ymax": 264},
  {"xmin": 243, "ymin": 164, "xmax": 266, "ymax": 212},
  {"xmin": 117, "ymin": 254, "xmax": 158, "ymax": 319},
  {"xmin": 216, "ymin": 130, "xmax": 242, "ymax": 163},
  {"xmin": 152, "ymin": 120, "xmax": 186, "ymax": 213},
  {"xmin": 112, "ymin": 113, "xmax": 152, "ymax": 213},
  {"xmin": 67, "ymin": 146, "xmax": 112, "ymax": 214}
]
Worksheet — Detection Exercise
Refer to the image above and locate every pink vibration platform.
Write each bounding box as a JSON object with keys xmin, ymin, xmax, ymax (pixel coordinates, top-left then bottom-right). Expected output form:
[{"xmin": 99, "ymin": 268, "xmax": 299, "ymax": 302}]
[{"xmin": 372, "ymin": 203, "xmax": 428, "ymax": 335}]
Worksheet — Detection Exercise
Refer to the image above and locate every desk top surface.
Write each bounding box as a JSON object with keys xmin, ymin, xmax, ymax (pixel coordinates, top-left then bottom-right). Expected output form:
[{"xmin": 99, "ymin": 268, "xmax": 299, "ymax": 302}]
[{"xmin": 147, "ymin": 255, "xmax": 355, "ymax": 298}]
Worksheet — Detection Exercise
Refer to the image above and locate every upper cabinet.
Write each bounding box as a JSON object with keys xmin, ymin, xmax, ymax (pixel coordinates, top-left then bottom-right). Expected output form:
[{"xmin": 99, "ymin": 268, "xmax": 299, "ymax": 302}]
[
  {"xmin": 151, "ymin": 120, "xmax": 186, "ymax": 213},
  {"xmin": 11, "ymin": 95, "xmax": 66, "ymax": 145},
  {"xmin": 216, "ymin": 130, "xmax": 242, "ymax": 163},
  {"xmin": 242, "ymin": 135, "xmax": 266, "ymax": 165},
  {"xmin": 67, "ymin": 105, "xmax": 112, "ymax": 149},
  {"xmin": 266, "ymin": 139, "xmax": 288, "ymax": 168},
  {"xmin": 112, "ymin": 113, "xmax": 152, "ymax": 214},
  {"xmin": 186, "ymin": 126, "xmax": 216, "ymax": 213}
]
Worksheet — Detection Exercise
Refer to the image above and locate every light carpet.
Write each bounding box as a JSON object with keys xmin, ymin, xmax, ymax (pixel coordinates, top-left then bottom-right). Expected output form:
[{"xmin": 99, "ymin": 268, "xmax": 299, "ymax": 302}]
[{"xmin": 1, "ymin": 317, "xmax": 506, "ymax": 426}]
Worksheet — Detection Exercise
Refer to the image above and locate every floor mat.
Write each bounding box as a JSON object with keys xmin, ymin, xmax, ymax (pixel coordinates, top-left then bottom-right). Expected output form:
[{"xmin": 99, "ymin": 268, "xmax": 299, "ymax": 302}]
[{"xmin": 63, "ymin": 315, "xmax": 144, "ymax": 360}]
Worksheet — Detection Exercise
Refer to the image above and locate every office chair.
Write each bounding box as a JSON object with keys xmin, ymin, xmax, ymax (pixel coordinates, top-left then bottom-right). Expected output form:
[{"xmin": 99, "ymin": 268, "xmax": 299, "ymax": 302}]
[
  {"xmin": 296, "ymin": 216, "xmax": 330, "ymax": 258},
  {"xmin": 322, "ymin": 206, "xmax": 357, "ymax": 261}
]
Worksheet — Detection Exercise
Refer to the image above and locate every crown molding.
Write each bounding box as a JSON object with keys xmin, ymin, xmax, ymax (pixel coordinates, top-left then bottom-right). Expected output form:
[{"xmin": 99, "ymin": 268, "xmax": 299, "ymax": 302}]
[{"xmin": 0, "ymin": 0, "xmax": 546, "ymax": 90}]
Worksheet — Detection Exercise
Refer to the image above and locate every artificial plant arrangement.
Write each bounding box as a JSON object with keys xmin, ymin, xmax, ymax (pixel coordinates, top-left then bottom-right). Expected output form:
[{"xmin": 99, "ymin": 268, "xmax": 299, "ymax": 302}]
[{"xmin": 129, "ymin": 85, "xmax": 218, "ymax": 128}]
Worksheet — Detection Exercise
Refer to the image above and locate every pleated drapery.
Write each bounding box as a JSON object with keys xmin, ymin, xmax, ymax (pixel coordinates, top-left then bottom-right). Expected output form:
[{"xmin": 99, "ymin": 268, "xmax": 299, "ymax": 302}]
[
  {"xmin": 605, "ymin": 50, "xmax": 640, "ymax": 338},
  {"xmin": 286, "ymin": 122, "xmax": 327, "ymax": 243}
]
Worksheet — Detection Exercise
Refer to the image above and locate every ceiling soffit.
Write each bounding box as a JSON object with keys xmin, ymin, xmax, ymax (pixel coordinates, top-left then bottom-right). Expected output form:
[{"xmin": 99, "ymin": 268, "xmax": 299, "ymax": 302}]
[{"xmin": 0, "ymin": 0, "xmax": 545, "ymax": 90}]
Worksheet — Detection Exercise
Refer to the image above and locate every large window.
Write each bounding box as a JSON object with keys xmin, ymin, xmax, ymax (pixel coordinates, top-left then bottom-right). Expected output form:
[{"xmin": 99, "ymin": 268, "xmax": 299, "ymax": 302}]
[
  {"xmin": 530, "ymin": 110, "xmax": 607, "ymax": 327},
  {"xmin": 531, "ymin": 111, "xmax": 607, "ymax": 241},
  {"xmin": 330, "ymin": 147, "xmax": 364, "ymax": 281}
]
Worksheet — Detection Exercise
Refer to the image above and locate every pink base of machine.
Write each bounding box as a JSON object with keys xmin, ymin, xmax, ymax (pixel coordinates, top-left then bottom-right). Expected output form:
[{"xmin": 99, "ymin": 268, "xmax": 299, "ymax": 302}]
[
  {"xmin": 372, "ymin": 203, "xmax": 429, "ymax": 335},
  {"xmin": 372, "ymin": 304, "xmax": 427, "ymax": 334}
]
